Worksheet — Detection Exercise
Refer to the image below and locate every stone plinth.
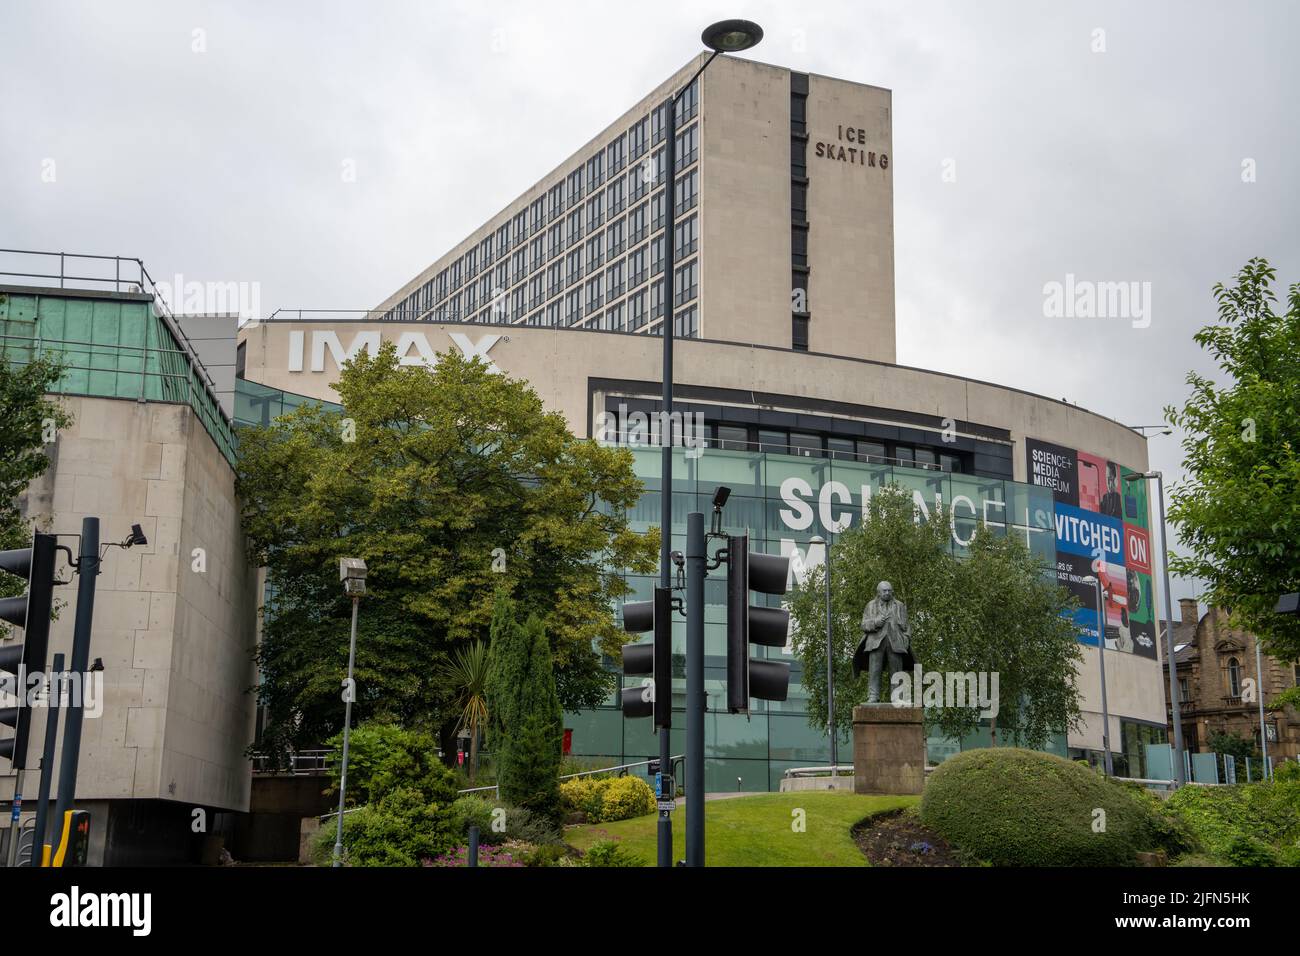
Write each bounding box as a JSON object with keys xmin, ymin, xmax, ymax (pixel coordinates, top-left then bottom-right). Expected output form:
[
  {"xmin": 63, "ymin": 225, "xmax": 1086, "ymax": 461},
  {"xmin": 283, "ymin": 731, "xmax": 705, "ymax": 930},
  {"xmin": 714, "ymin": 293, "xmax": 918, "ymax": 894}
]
[{"xmin": 852, "ymin": 704, "xmax": 926, "ymax": 795}]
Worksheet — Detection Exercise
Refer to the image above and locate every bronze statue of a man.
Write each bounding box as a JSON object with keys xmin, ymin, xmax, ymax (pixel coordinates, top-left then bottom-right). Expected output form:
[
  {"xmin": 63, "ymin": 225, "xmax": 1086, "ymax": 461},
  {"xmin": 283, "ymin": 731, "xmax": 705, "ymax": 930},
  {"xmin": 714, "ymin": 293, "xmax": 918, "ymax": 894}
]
[{"xmin": 853, "ymin": 581, "xmax": 916, "ymax": 704}]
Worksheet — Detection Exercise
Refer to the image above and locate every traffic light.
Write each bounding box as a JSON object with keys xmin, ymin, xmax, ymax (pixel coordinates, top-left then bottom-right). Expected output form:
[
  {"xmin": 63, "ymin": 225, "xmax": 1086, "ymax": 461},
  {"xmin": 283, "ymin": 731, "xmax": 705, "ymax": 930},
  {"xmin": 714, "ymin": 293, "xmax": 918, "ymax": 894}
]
[
  {"xmin": 50, "ymin": 809, "xmax": 91, "ymax": 867},
  {"xmin": 0, "ymin": 531, "xmax": 58, "ymax": 769},
  {"xmin": 620, "ymin": 586, "xmax": 672, "ymax": 727},
  {"xmin": 725, "ymin": 534, "xmax": 791, "ymax": 713}
]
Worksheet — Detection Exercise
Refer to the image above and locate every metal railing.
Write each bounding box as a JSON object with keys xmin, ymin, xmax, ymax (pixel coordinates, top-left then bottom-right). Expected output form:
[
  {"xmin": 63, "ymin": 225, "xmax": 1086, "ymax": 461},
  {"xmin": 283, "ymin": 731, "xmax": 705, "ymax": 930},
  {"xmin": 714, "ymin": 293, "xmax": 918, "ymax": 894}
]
[
  {"xmin": 266, "ymin": 309, "xmax": 392, "ymax": 323},
  {"xmin": 783, "ymin": 764, "xmax": 936, "ymax": 779},
  {"xmin": 252, "ymin": 749, "xmax": 330, "ymax": 775},
  {"xmin": 454, "ymin": 754, "xmax": 685, "ymax": 799},
  {"xmin": 1, "ymin": 333, "xmax": 238, "ymax": 466},
  {"xmin": 1115, "ymin": 776, "xmax": 1188, "ymax": 791},
  {"xmin": 0, "ymin": 248, "xmax": 149, "ymax": 295},
  {"xmin": 608, "ymin": 430, "xmax": 996, "ymax": 473},
  {"xmin": 0, "ymin": 818, "xmax": 35, "ymax": 868},
  {"xmin": 0, "ymin": 248, "xmax": 233, "ymax": 435},
  {"xmin": 782, "ymin": 765, "xmax": 855, "ymax": 778}
]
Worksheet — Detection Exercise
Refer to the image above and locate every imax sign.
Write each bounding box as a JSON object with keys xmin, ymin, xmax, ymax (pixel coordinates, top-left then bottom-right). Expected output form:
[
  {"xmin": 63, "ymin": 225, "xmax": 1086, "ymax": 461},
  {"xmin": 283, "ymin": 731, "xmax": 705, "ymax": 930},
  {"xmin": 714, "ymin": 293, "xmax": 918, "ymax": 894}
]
[{"xmin": 287, "ymin": 330, "xmax": 503, "ymax": 374}]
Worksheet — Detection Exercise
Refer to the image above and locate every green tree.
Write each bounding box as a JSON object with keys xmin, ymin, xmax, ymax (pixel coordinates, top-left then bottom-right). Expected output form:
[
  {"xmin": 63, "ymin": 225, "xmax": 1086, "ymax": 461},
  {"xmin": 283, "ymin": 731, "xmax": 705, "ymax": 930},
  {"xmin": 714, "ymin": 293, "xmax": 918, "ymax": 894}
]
[
  {"xmin": 0, "ymin": 346, "xmax": 72, "ymax": 616},
  {"xmin": 1166, "ymin": 258, "xmax": 1300, "ymax": 660},
  {"xmin": 322, "ymin": 721, "xmax": 458, "ymax": 808},
  {"xmin": 316, "ymin": 787, "xmax": 459, "ymax": 867},
  {"xmin": 236, "ymin": 343, "xmax": 656, "ymax": 759},
  {"xmin": 789, "ymin": 484, "xmax": 958, "ymax": 740},
  {"xmin": 953, "ymin": 529, "xmax": 1084, "ymax": 747},
  {"xmin": 788, "ymin": 484, "xmax": 1083, "ymax": 746},
  {"xmin": 1207, "ymin": 730, "xmax": 1256, "ymax": 764},
  {"xmin": 485, "ymin": 593, "xmax": 562, "ymax": 820}
]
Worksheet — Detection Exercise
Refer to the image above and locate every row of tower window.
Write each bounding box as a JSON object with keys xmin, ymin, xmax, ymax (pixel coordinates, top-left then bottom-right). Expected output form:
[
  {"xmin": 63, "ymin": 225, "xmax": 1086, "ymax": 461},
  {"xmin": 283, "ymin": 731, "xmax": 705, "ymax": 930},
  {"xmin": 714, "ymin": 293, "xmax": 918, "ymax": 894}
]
[{"xmin": 383, "ymin": 81, "xmax": 699, "ymax": 327}]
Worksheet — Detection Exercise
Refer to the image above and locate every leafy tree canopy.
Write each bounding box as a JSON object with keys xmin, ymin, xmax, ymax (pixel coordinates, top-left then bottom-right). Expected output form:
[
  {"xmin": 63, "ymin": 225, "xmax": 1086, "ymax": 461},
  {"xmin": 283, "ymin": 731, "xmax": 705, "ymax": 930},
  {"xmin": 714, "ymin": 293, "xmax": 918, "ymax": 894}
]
[
  {"xmin": 0, "ymin": 348, "xmax": 72, "ymax": 610},
  {"xmin": 1166, "ymin": 258, "xmax": 1300, "ymax": 660},
  {"xmin": 485, "ymin": 593, "xmax": 563, "ymax": 819},
  {"xmin": 788, "ymin": 484, "xmax": 1083, "ymax": 745},
  {"xmin": 236, "ymin": 343, "xmax": 657, "ymax": 757}
]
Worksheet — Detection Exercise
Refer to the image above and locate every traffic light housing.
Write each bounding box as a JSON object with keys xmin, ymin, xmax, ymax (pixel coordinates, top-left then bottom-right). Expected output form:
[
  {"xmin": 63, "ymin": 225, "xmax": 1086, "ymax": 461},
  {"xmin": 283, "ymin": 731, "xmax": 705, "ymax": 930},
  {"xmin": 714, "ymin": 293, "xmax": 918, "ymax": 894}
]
[
  {"xmin": 620, "ymin": 586, "xmax": 672, "ymax": 727},
  {"xmin": 50, "ymin": 809, "xmax": 91, "ymax": 867},
  {"xmin": 726, "ymin": 534, "xmax": 791, "ymax": 713},
  {"xmin": 0, "ymin": 532, "xmax": 58, "ymax": 769}
]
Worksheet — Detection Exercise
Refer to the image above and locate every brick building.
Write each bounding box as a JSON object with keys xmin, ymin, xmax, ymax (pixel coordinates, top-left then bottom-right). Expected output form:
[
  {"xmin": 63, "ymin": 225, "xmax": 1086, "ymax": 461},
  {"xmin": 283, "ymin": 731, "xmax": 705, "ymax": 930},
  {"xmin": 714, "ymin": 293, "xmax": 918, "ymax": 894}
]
[{"xmin": 1165, "ymin": 598, "xmax": 1300, "ymax": 762}]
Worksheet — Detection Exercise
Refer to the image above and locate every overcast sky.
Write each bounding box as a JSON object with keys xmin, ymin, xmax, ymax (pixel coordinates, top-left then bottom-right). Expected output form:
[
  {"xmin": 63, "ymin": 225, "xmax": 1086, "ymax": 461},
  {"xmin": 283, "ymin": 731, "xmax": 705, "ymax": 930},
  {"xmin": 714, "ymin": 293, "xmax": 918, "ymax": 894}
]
[{"xmin": 3, "ymin": 0, "xmax": 1297, "ymax": 608}]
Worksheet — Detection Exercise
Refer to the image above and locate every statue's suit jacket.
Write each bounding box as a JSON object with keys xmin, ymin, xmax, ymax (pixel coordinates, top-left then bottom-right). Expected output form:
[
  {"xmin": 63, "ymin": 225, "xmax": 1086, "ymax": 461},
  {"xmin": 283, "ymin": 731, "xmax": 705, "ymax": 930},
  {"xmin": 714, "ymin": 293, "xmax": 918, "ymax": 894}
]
[{"xmin": 852, "ymin": 597, "xmax": 917, "ymax": 679}]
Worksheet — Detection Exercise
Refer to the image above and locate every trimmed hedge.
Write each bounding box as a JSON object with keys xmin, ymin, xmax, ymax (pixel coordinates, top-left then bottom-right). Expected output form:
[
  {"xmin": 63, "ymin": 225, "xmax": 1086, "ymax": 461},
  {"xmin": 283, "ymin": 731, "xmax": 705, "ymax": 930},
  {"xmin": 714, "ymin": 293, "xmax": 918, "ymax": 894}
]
[
  {"xmin": 919, "ymin": 748, "xmax": 1178, "ymax": 866},
  {"xmin": 1164, "ymin": 780, "xmax": 1300, "ymax": 865},
  {"xmin": 560, "ymin": 775, "xmax": 655, "ymax": 823}
]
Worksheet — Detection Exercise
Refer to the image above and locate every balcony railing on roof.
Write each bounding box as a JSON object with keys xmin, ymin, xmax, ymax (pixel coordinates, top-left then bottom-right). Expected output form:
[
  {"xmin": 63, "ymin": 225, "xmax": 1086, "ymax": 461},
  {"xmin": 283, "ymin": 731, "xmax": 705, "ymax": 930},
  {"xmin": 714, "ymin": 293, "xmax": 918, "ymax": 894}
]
[
  {"xmin": 0, "ymin": 248, "xmax": 238, "ymax": 465},
  {"xmin": 0, "ymin": 247, "xmax": 233, "ymax": 431}
]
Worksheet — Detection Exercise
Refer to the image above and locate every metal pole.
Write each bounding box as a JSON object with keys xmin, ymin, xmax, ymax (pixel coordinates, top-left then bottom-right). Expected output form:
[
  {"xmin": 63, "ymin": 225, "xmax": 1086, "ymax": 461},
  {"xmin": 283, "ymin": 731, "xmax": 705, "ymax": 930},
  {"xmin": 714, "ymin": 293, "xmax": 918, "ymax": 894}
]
[
  {"xmin": 1153, "ymin": 473, "xmax": 1186, "ymax": 787},
  {"xmin": 50, "ymin": 517, "xmax": 98, "ymax": 840},
  {"xmin": 655, "ymin": 92, "xmax": 678, "ymax": 871},
  {"xmin": 332, "ymin": 596, "xmax": 360, "ymax": 867},
  {"xmin": 28, "ymin": 653, "xmax": 64, "ymax": 866},
  {"xmin": 825, "ymin": 540, "xmax": 836, "ymax": 770},
  {"xmin": 686, "ymin": 512, "xmax": 705, "ymax": 866},
  {"xmin": 1094, "ymin": 578, "xmax": 1113, "ymax": 776},
  {"xmin": 5, "ymin": 769, "xmax": 24, "ymax": 867},
  {"xmin": 468, "ymin": 824, "xmax": 480, "ymax": 868},
  {"xmin": 1255, "ymin": 637, "xmax": 1270, "ymax": 780}
]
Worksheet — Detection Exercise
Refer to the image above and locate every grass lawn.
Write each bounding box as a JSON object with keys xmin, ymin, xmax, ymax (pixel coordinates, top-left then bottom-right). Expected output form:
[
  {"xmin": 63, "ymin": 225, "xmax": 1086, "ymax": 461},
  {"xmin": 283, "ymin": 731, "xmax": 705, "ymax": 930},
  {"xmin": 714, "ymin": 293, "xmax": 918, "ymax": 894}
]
[{"xmin": 565, "ymin": 791, "xmax": 917, "ymax": 866}]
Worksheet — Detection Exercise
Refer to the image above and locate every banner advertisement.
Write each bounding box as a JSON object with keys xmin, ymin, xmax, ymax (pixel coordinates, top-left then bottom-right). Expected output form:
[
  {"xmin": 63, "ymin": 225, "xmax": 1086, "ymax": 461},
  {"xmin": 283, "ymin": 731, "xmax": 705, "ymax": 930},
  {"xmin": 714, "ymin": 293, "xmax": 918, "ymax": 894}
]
[{"xmin": 1026, "ymin": 438, "xmax": 1157, "ymax": 659}]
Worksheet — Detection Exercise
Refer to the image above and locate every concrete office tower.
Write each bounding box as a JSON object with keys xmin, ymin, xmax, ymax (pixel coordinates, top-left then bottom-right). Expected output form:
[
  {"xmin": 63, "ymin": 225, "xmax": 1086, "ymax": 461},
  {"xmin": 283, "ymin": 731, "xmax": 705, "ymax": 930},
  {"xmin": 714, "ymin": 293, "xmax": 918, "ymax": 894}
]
[{"xmin": 372, "ymin": 54, "xmax": 895, "ymax": 361}]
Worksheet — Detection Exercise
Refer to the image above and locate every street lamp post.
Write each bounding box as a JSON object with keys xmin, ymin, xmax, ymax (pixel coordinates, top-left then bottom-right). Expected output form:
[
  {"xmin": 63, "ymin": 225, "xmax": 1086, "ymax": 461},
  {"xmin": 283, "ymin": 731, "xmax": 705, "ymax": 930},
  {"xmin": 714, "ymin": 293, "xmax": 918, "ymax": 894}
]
[
  {"xmin": 809, "ymin": 535, "xmax": 836, "ymax": 770},
  {"xmin": 333, "ymin": 557, "xmax": 367, "ymax": 868},
  {"xmin": 1082, "ymin": 574, "xmax": 1113, "ymax": 776},
  {"xmin": 1255, "ymin": 638, "xmax": 1270, "ymax": 780},
  {"xmin": 657, "ymin": 17, "xmax": 763, "ymax": 869},
  {"xmin": 1123, "ymin": 471, "xmax": 1185, "ymax": 786},
  {"xmin": 1268, "ymin": 594, "xmax": 1300, "ymax": 778}
]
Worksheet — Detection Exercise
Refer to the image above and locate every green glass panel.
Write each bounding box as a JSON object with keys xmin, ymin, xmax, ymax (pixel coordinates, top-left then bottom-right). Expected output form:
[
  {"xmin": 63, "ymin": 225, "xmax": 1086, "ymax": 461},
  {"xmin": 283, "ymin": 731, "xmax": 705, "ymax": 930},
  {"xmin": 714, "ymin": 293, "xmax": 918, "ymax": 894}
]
[
  {"xmin": 563, "ymin": 708, "xmax": 624, "ymax": 757},
  {"xmin": 695, "ymin": 448, "xmax": 764, "ymax": 497},
  {"xmin": 705, "ymin": 709, "xmax": 767, "ymax": 759},
  {"xmin": 768, "ymin": 713, "xmax": 832, "ymax": 763},
  {"xmin": 705, "ymin": 757, "xmax": 769, "ymax": 793}
]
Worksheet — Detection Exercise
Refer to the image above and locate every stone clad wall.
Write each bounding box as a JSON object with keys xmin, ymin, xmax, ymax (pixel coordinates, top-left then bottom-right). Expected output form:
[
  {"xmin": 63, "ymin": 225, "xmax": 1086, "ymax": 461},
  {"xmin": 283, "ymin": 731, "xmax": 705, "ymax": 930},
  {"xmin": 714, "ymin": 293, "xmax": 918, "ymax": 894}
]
[{"xmin": 0, "ymin": 395, "xmax": 256, "ymax": 812}]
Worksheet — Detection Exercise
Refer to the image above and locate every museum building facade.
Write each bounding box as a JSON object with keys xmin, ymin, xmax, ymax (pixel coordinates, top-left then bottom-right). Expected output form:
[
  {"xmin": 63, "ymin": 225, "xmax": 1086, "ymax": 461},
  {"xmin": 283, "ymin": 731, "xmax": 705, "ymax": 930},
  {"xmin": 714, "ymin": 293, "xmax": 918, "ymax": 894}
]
[{"xmin": 235, "ymin": 54, "xmax": 1170, "ymax": 787}]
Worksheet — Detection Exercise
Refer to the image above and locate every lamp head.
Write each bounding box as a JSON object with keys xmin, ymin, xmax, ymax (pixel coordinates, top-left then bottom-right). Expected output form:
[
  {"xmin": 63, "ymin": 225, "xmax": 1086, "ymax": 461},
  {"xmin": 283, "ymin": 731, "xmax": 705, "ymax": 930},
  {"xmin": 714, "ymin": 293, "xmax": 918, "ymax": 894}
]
[
  {"xmin": 339, "ymin": 557, "xmax": 368, "ymax": 596},
  {"xmin": 701, "ymin": 19, "xmax": 764, "ymax": 53}
]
